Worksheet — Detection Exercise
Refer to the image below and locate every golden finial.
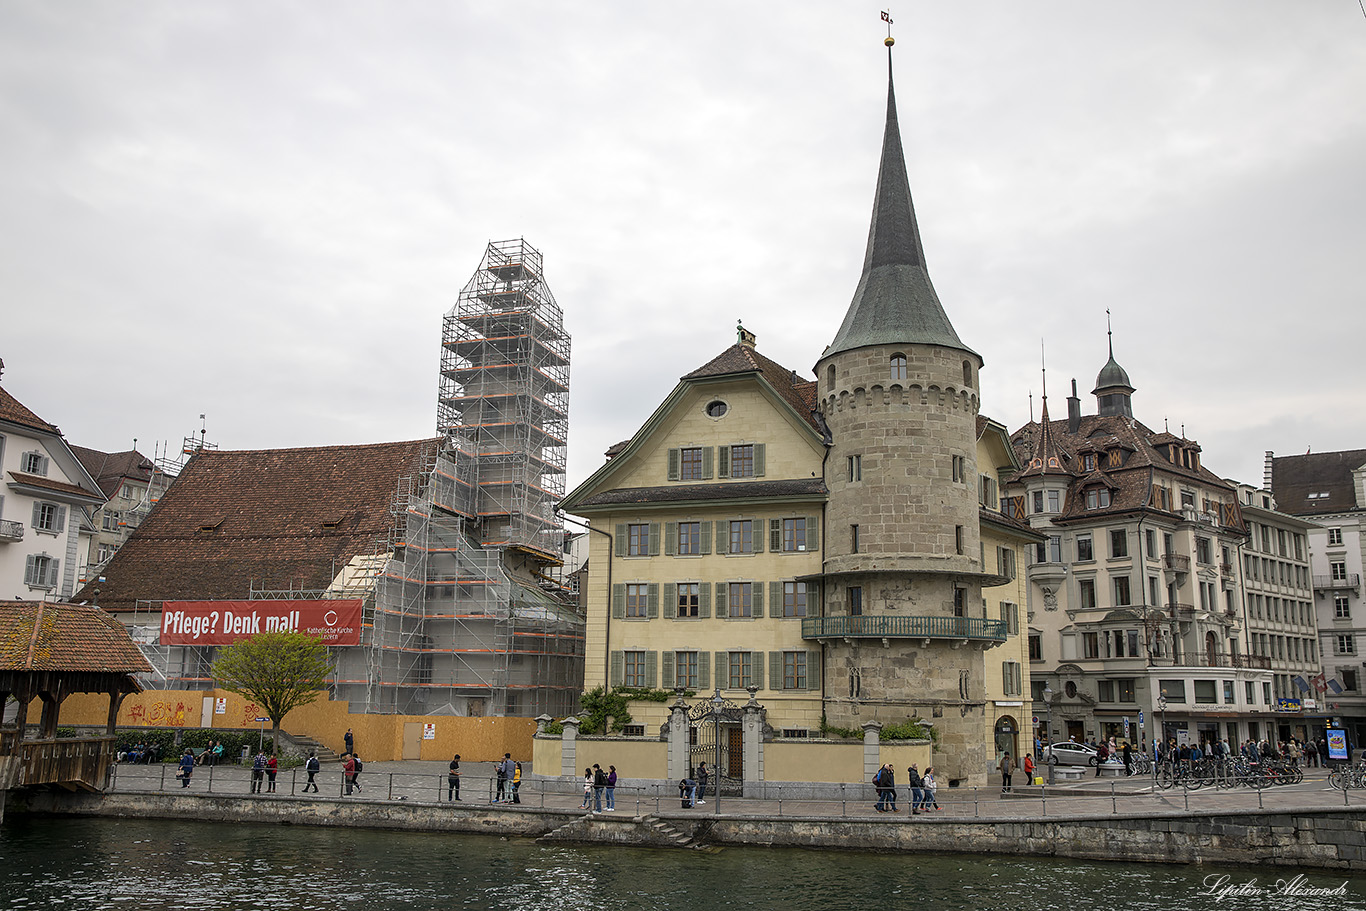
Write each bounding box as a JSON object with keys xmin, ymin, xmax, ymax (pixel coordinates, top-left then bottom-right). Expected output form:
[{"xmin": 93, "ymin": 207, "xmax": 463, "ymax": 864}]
[{"xmin": 882, "ymin": 9, "xmax": 894, "ymax": 45}]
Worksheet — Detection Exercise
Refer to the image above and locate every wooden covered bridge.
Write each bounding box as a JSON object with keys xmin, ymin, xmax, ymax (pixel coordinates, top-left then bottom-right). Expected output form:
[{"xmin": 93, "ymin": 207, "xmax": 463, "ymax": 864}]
[{"xmin": 0, "ymin": 600, "xmax": 151, "ymax": 798}]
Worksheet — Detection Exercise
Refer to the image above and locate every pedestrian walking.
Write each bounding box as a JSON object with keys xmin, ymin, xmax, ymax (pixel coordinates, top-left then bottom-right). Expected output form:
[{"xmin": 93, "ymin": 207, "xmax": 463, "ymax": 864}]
[
  {"xmin": 906, "ymin": 763, "xmax": 924, "ymax": 815},
  {"xmin": 922, "ymin": 767, "xmax": 940, "ymax": 810},
  {"xmin": 448, "ymin": 754, "xmax": 461, "ymax": 801},
  {"xmin": 304, "ymin": 752, "xmax": 321, "ymax": 792},
  {"xmin": 606, "ymin": 765, "xmax": 617, "ymax": 811},
  {"xmin": 1095, "ymin": 740, "xmax": 1109, "ymax": 776},
  {"xmin": 178, "ymin": 749, "xmax": 194, "ymax": 788},
  {"xmin": 999, "ymin": 752, "xmax": 1014, "ymax": 793},
  {"xmin": 352, "ymin": 755, "xmax": 364, "ymax": 793},
  {"xmin": 1122, "ymin": 741, "xmax": 1132, "ymax": 777},
  {"xmin": 344, "ymin": 728, "xmax": 354, "ymax": 756},
  {"xmin": 343, "ymin": 753, "xmax": 357, "ymax": 795}
]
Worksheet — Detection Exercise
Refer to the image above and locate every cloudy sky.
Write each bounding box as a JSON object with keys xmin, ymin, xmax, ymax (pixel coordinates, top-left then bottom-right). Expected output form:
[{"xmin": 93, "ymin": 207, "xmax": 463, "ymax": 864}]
[{"xmin": 2, "ymin": 2, "xmax": 1364, "ymax": 496}]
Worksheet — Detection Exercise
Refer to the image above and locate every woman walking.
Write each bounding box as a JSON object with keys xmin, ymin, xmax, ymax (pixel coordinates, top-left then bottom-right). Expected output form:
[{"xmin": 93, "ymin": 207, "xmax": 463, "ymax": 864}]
[{"xmin": 922, "ymin": 767, "xmax": 940, "ymax": 810}]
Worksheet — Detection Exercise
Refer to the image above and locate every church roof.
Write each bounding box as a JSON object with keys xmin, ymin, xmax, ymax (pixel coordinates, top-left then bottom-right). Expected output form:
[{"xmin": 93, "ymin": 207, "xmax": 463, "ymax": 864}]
[{"xmin": 823, "ymin": 52, "xmax": 973, "ymax": 361}]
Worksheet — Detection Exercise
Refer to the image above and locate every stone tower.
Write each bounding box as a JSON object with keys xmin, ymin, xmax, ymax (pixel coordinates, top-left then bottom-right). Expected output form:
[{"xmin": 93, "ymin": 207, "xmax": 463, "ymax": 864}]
[{"xmin": 811, "ymin": 50, "xmax": 998, "ymax": 781}]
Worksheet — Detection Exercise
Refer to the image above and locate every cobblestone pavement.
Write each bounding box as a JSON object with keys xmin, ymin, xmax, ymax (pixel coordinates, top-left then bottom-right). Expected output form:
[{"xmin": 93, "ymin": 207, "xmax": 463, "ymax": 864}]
[{"xmin": 107, "ymin": 760, "xmax": 1366, "ymax": 820}]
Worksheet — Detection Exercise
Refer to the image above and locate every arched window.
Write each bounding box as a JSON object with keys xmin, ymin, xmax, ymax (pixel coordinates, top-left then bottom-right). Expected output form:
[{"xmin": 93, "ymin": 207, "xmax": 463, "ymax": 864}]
[
  {"xmin": 890, "ymin": 354, "xmax": 907, "ymax": 381},
  {"xmin": 962, "ymin": 360, "xmax": 972, "ymax": 387},
  {"xmin": 826, "ymin": 364, "xmax": 836, "ymax": 389}
]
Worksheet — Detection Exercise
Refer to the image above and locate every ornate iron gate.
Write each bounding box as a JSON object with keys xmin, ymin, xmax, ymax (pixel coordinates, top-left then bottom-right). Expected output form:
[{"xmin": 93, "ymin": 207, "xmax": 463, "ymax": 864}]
[{"xmin": 687, "ymin": 696, "xmax": 742, "ymax": 789}]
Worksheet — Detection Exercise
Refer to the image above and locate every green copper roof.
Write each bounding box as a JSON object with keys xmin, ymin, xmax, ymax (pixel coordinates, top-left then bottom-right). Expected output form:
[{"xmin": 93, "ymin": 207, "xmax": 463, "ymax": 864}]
[
  {"xmin": 1094, "ymin": 353, "xmax": 1133, "ymax": 393},
  {"xmin": 824, "ymin": 53, "xmax": 975, "ymax": 361}
]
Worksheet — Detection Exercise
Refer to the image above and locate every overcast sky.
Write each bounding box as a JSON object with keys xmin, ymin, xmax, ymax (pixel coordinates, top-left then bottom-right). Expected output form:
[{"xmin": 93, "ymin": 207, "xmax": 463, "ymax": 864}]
[{"xmin": 2, "ymin": 2, "xmax": 1363, "ymax": 497}]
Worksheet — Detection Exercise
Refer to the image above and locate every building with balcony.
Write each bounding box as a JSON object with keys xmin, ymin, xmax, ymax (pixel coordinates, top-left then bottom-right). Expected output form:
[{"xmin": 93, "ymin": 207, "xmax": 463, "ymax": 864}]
[
  {"xmin": 0, "ymin": 362, "xmax": 106, "ymax": 602},
  {"xmin": 562, "ymin": 49, "xmax": 1037, "ymax": 786},
  {"xmin": 1270, "ymin": 448, "xmax": 1366, "ymax": 744},
  {"xmin": 1006, "ymin": 356, "xmax": 1282, "ymax": 752}
]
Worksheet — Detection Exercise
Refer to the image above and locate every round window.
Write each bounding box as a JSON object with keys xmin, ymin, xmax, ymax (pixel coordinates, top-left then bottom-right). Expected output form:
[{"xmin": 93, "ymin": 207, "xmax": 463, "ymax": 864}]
[
  {"xmin": 705, "ymin": 400, "xmax": 728, "ymax": 418},
  {"xmin": 1064, "ymin": 681, "xmax": 1078, "ymax": 699}
]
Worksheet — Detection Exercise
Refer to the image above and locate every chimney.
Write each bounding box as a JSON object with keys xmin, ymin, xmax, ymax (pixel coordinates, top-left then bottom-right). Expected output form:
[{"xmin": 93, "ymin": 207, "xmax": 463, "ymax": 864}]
[
  {"xmin": 1067, "ymin": 379, "xmax": 1081, "ymax": 434},
  {"xmin": 1264, "ymin": 451, "xmax": 1274, "ymax": 490}
]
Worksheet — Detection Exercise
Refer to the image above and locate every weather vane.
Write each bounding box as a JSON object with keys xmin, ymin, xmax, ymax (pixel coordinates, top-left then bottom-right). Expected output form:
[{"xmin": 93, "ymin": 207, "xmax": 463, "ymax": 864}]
[{"xmin": 881, "ymin": 9, "xmax": 894, "ymax": 46}]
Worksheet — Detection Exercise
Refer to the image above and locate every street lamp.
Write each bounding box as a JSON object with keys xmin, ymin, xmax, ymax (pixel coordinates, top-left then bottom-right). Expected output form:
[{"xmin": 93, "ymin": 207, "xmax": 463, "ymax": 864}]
[
  {"xmin": 1157, "ymin": 691, "xmax": 1168, "ymax": 759},
  {"xmin": 1043, "ymin": 683, "xmax": 1055, "ymax": 785},
  {"xmin": 711, "ymin": 686, "xmax": 725, "ymax": 815}
]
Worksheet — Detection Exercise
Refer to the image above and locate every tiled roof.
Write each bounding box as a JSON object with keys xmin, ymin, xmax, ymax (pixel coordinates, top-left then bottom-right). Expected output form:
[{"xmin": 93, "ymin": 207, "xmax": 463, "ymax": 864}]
[
  {"xmin": 0, "ymin": 601, "xmax": 152, "ymax": 674},
  {"xmin": 1272, "ymin": 450, "xmax": 1366, "ymax": 517},
  {"xmin": 682, "ymin": 344, "xmax": 820, "ymax": 431},
  {"xmin": 71, "ymin": 445, "xmax": 157, "ymax": 500},
  {"xmin": 0, "ymin": 385, "xmax": 59, "ymax": 434},
  {"xmin": 980, "ymin": 505, "xmax": 1044, "ymax": 539},
  {"xmin": 571, "ymin": 478, "xmax": 827, "ymax": 509},
  {"xmin": 8, "ymin": 471, "xmax": 105, "ymax": 502},
  {"xmin": 76, "ymin": 438, "xmax": 441, "ymax": 611}
]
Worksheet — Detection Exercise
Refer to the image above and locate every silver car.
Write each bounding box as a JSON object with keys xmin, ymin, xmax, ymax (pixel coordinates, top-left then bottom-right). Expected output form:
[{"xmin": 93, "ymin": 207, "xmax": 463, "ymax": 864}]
[{"xmin": 1042, "ymin": 742, "xmax": 1100, "ymax": 767}]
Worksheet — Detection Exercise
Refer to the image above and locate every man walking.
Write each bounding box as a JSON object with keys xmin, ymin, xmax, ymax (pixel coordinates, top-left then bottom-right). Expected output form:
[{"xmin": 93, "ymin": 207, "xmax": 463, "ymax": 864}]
[
  {"xmin": 303, "ymin": 752, "xmax": 321, "ymax": 793},
  {"xmin": 906, "ymin": 763, "xmax": 924, "ymax": 815},
  {"xmin": 999, "ymin": 751, "xmax": 1014, "ymax": 793},
  {"xmin": 343, "ymin": 753, "xmax": 356, "ymax": 795}
]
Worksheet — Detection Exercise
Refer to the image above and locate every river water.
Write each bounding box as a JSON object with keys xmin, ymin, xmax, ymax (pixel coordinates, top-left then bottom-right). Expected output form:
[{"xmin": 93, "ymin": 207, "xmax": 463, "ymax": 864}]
[{"xmin": 3, "ymin": 816, "xmax": 1365, "ymax": 911}]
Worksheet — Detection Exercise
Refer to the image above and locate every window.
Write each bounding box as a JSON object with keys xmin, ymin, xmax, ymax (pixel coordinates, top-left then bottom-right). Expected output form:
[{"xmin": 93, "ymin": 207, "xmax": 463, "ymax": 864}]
[
  {"xmin": 1002, "ymin": 661, "xmax": 1022, "ymax": 696},
  {"xmin": 624, "ymin": 651, "xmax": 647, "ymax": 687},
  {"xmin": 1127, "ymin": 630, "xmax": 1140, "ymax": 656},
  {"xmin": 955, "ymin": 525, "xmax": 964, "ymax": 555},
  {"xmin": 1000, "ymin": 602, "xmax": 1019, "ymax": 635},
  {"xmin": 963, "ymin": 360, "xmax": 972, "ymax": 386},
  {"xmin": 850, "ymin": 524, "xmax": 860, "ymax": 554},
  {"xmin": 622, "ymin": 724, "xmax": 646, "ymax": 737},
  {"xmin": 96, "ymin": 543, "xmax": 115, "ymax": 563},
  {"xmin": 1332, "ymin": 561, "xmax": 1348, "ymax": 581},
  {"xmin": 1345, "ymin": 670, "xmax": 1360, "ymax": 693},
  {"xmin": 23, "ymin": 554, "xmax": 59, "ymax": 589},
  {"xmin": 1159, "ymin": 680, "xmax": 1186, "ymax": 703},
  {"xmin": 727, "ymin": 582, "xmax": 754, "ymax": 618},
  {"xmin": 102, "ymin": 511, "xmax": 122, "ymax": 532},
  {"xmin": 1181, "ymin": 490, "xmax": 1196, "ymax": 509},
  {"xmin": 1077, "ymin": 535, "xmax": 1094, "ymax": 562},
  {"xmin": 626, "ymin": 583, "xmax": 648, "ymax": 618},
  {"xmin": 729, "ymin": 444, "xmax": 756, "ymax": 478},
  {"xmin": 774, "ymin": 516, "xmax": 814, "ymax": 553},
  {"xmin": 890, "ymin": 354, "xmax": 907, "ymax": 380},
  {"xmin": 1246, "ymin": 681, "xmax": 1256, "ymax": 704},
  {"xmin": 1145, "ymin": 529, "xmax": 1157, "ymax": 558},
  {"xmin": 952, "ymin": 455, "xmax": 967, "ymax": 483},
  {"xmin": 1085, "ymin": 488, "xmax": 1111, "ymax": 509},
  {"xmin": 706, "ymin": 400, "xmax": 728, "ymax": 418},
  {"xmin": 782, "ymin": 651, "xmax": 808, "ymax": 690},
  {"xmin": 782, "ymin": 582, "xmax": 808, "ymax": 618},
  {"xmin": 1110, "ymin": 529, "xmax": 1128, "ymax": 558},
  {"xmin": 729, "ymin": 520, "xmax": 755, "ymax": 554},
  {"xmin": 782, "ymin": 729, "xmax": 810, "ymax": 739},
  {"xmin": 1223, "ymin": 681, "xmax": 1235, "ymax": 704},
  {"xmin": 1113, "ymin": 576, "xmax": 1132, "ymax": 606},
  {"xmin": 1195, "ymin": 537, "xmax": 1211, "ymax": 565},
  {"xmin": 677, "ymin": 583, "xmax": 700, "ymax": 618},
  {"xmin": 997, "ymin": 547, "xmax": 1016, "ymax": 580},
  {"xmin": 674, "ymin": 651, "xmax": 699, "ymax": 689},
  {"xmin": 1336, "ymin": 635, "xmax": 1356, "ymax": 656},
  {"xmin": 1078, "ymin": 578, "xmax": 1096, "ymax": 609},
  {"xmin": 20, "ymin": 451, "xmax": 49, "ymax": 475},
  {"xmin": 981, "ymin": 475, "xmax": 998, "ymax": 509},
  {"xmin": 1336, "ymin": 595, "xmax": 1351, "ymax": 620},
  {"xmin": 1047, "ymin": 489, "xmax": 1060, "ymax": 512},
  {"xmin": 627, "ymin": 523, "xmax": 651, "ymax": 556},
  {"xmin": 1328, "ymin": 528, "xmax": 1344, "ymax": 547},
  {"xmin": 1028, "ymin": 634, "xmax": 1042, "ymax": 661},
  {"xmin": 1098, "ymin": 680, "xmax": 1115, "ymax": 702},
  {"xmin": 1083, "ymin": 632, "xmax": 1100, "ymax": 659},
  {"xmin": 1048, "ymin": 536, "xmax": 1062, "ymax": 563},
  {"xmin": 848, "ymin": 455, "xmax": 862, "ymax": 482},
  {"xmin": 32, "ymin": 502, "xmax": 65, "ymax": 534},
  {"xmin": 1033, "ymin": 491, "xmax": 1044, "ymax": 514},
  {"xmin": 728, "ymin": 652, "xmax": 753, "ymax": 689},
  {"xmin": 677, "ymin": 521, "xmax": 704, "ymax": 556},
  {"xmin": 679, "ymin": 447, "xmax": 706, "ymax": 480},
  {"xmin": 849, "ymin": 586, "xmax": 863, "ymax": 616},
  {"xmin": 1194, "ymin": 681, "xmax": 1217, "ymax": 704},
  {"xmin": 953, "ymin": 587, "xmax": 966, "ymax": 617},
  {"xmin": 1083, "ymin": 453, "xmax": 1096, "ymax": 472},
  {"xmin": 1118, "ymin": 679, "xmax": 1136, "ymax": 702}
]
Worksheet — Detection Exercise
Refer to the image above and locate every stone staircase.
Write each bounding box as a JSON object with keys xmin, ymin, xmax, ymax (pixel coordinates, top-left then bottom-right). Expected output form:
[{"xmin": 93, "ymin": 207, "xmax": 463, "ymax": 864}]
[
  {"xmin": 640, "ymin": 815, "xmax": 699, "ymax": 849},
  {"xmin": 289, "ymin": 735, "xmax": 340, "ymax": 764},
  {"xmin": 536, "ymin": 813, "xmax": 712, "ymax": 850}
]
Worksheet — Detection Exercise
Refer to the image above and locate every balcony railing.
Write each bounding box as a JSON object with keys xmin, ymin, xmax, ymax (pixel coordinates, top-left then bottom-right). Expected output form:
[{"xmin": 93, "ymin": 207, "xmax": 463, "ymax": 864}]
[
  {"xmin": 1315, "ymin": 573, "xmax": 1361, "ymax": 591},
  {"xmin": 0, "ymin": 519, "xmax": 23, "ymax": 542},
  {"xmin": 1158, "ymin": 654, "xmax": 1272, "ymax": 670},
  {"xmin": 802, "ymin": 615, "xmax": 1008, "ymax": 642},
  {"xmin": 1166, "ymin": 602, "xmax": 1195, "ymax": 616},
  {"xmin": 1163, "ymin": 554, "xmax": 1190, "ymax": 573}
]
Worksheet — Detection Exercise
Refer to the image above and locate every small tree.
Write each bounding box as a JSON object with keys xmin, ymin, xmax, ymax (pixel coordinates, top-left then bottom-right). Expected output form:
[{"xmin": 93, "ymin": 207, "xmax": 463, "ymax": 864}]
[{"xmin": 211, "ymin": 631, "xmax": 333, "ymax": 749}]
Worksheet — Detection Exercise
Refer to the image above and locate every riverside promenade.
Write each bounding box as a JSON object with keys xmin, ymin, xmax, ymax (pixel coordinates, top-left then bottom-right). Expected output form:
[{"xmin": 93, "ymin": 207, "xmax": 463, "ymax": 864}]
[{"xmin": 13, "ymin": 760, "xmax": 1366, "ymax": 871}]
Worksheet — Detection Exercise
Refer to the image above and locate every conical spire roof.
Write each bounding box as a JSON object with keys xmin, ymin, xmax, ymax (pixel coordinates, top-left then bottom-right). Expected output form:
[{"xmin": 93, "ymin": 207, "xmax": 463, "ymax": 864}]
[{"xmin": 824, "ymin": 51, "xmax": 974, "ymax": 361}]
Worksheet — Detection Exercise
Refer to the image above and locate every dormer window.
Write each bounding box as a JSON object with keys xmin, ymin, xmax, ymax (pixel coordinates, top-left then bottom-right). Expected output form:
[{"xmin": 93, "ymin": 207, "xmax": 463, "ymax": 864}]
[
  {"xmin": 1085, "ymin": 488, "xmax": 1111, "ymax": 510},
  {"xmin": 1082, "ymin": 454, "xmax": 1096, "ymax": 472},
  {"xmin": 21, "ymin": 451, "xmax": 49, "ymax": 475}
]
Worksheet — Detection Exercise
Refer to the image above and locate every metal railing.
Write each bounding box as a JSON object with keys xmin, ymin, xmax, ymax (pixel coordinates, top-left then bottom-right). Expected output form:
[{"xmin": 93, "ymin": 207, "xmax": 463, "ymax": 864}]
[
  {"xmin": 802, "ymin": 615, "xmax": 1007, "ymax": 642},
  {"xmin": 1315, "ymin": 573, "xmax": 1361, "ymax": 590},
  {"xmin": 0, "ymin": 519, "xmax": 23, "ymax": 541},
  {"xmin": 1163, "ymin": 554, "xmax": 1190, "ymax": 572}
]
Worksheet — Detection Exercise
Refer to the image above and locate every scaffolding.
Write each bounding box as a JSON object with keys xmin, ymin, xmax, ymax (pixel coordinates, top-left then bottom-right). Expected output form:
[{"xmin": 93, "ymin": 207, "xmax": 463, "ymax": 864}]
[{"xmin": 437, "ymin": 238, "xmax": 570, "ymax": 562}]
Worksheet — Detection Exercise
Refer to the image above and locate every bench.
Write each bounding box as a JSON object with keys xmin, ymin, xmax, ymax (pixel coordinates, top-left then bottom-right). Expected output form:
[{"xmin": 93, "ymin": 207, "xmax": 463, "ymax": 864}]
[{"xmin": 1054, "ymin": 766, "xmax": 1087, "ymax": 781}]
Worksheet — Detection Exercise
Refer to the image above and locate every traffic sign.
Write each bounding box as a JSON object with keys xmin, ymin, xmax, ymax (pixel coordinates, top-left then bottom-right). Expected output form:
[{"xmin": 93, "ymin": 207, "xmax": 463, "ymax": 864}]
[
  {"xmin": 1031, "ymin": 715, "xmax": 1039, "ymax": 725},
  {"xmin": 1138, "ymin": 710, "xmax": 1145, "ymax": 725},
  {"xmin": 255, "ymin": 717, "xmax": 268, "ymax": 723}
]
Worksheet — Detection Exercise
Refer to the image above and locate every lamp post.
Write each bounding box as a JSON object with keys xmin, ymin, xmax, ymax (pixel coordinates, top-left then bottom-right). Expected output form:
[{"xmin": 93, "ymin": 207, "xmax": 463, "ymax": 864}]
[
  {"xmin": 1043, "ymin": 683, "xmax": 1055, "ymax": 785},
  {"xmin": 1157, "ymin": 691, "xmax": 1168, "ymax": 759},
  {"xmin": 711, "ymin": 686, "xmax": 724, "ymax": 815}
]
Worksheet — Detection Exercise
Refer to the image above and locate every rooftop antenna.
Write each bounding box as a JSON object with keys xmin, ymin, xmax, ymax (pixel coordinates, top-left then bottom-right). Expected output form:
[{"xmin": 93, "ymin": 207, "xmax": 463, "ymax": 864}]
[
  {"xmin": 1106, "ymin": 308, "xmax": 1115, "ymax": 359},
  {"xmin": 1028, "ymin": 391, "xmax": 1034, "ymax": 423}
]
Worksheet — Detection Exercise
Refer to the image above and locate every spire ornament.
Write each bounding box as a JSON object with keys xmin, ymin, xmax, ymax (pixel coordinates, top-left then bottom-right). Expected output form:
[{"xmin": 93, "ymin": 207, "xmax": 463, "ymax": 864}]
[{"xmin": 882, "ymin": 9, "xmax": 894, "ymax": 46}]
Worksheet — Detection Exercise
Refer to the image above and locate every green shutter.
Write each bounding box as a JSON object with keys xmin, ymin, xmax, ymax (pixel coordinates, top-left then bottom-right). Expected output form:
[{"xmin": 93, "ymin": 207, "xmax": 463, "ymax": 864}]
[
  {"xmin": 716, "ymin": 521, "xmax": 727, "ymax": 553},
  {"xmin": 753, "ymin": 520, "xmax": 764, "ymax": 553},
  {"xmin": 718, "ymin": 446, "xmax": 730, "ymax": 478},
  {"xmin": 770, "ymin": 518, "xmax": 782, "ymax": 552},
  {"xmin": 668, "ymin": 448, "xmax": 680, "ymax": 481},
  {"xmin": 702, "ymin": 447, "xmax": 714, "ymax": 479},
  {"xmin": 699, "ymin": 585, "xmax": 711, "ymax": 618},
  {"xmin": 662, "ymin": 651, "xmax": 675, "ymax": 689},
  {"xmin": 610, "ymin": 651, "xmax": 624, "ymax": 686},
  {"xmin": 649, "ymin": 522, "xmax": 661, "ymax": 556},
  {"xmin": 769, "ymin": 581, "xmax": 782, "ymax": 618},
  {"xmin": 24, "ymin": 554, "xmax": 36, "ymax": 586},
  {"xmin": 715, "ymin": 651, "xmax": 728, "ymax": 688},
  {"xmin": 806, "ymin": 515, "xmax": 819, "ymax": 551},
  {"xmin": 754, "ymin": 443, "xmax": 766, "ymax": 477},
  {"xmin": 612, "ymin": 584, "xmax": 626, "ymax": 619},
  {"xmin": 698, "ymin": 651, "xmax": 710, "ymax": 690},
  {"xmin": 1002, "ymin": 662, "xmax": 1009, "ymax": 693},
  {"xmin": 665, "ymin": 522, "xmax": 677, "ymax": 555},
  {"xmin": 648, "ymin": 583, "xmax": 659, "ymax": 618},
  {"xmin": 769, "ymin": 651, "xmax": 783, "ymax": 690},
  {"xmin": 716, "ymin": 582, "xmax": 728, "ymax": 618},
  {"xmin": 754, "ymin": 582, "xmax": 765, "ymax": 618},
  {"xmin": 753, "ymin": 651, "xmax": 765, "ymax": 690},
  {"xmin": 615, "ymin": 524, "xmax": 627, "ymax": 557},
  {"xmin": 807, "ymin": 649, "xmax": 822, "ymax": 691},
  {"xmin": 646, "ymin": 651, "xmax": 658, "ymax": 688},
  {"xmin": 700, "ymin": 522, "xmax": 712, "ymax": 554},
  {"xmin": 663, "ymin": 583, "xmax": 677, "ymax": 618}
]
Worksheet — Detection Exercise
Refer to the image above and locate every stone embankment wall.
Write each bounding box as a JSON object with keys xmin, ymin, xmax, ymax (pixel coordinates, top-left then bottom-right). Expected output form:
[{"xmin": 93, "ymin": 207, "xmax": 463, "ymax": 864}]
[{"xmin": 13, "ymin": 792, "xmax": 1366, "ymax": 871}]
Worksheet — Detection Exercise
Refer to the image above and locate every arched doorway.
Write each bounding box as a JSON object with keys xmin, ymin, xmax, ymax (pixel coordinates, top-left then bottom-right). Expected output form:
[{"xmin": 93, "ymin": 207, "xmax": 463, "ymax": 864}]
[
  {"xmin": 1205, "ymin": 632, "xmax": 1218, "ymax": 667},
  {"xmin": 994, "ymin": 716, "xmax": 1019, "ymax": 765}
]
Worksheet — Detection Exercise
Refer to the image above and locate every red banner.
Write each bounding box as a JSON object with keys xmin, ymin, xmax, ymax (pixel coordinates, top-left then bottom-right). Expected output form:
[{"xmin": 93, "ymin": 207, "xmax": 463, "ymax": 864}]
[{"xmin": 159, "ymin": 600, "xmax": 363, "ymax": 646}]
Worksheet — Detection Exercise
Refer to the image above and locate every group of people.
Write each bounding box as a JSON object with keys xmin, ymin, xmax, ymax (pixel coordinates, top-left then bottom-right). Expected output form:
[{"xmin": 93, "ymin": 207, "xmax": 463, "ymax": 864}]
[
  {"xmin": 495, "ymin": 753, "xmax": 522, "ymax": 804},
  {"xmin": 678, "ymin": 761, "xmax": 709, "ymax": 808},
  {"xmin": 195, "ymin": 741, "xmax": 226, "ymax": 765},
  {"xmin": 1155, "ymin": 735, "xmax": 1330, "ymax": 767},
  {"xmin": 119, "ymin": 743, "xmax": 159, "ymax": 764},
  {"xmin": 872, "ymin": 762, "xmax": 940, "ymax": 813},
  {"xmin": 581, "ymin": 762, "xmax": 617, "ymax": 812},
  {"xmin": 249, "ymin": 751, "xmax": 280, "ymax": 793}
]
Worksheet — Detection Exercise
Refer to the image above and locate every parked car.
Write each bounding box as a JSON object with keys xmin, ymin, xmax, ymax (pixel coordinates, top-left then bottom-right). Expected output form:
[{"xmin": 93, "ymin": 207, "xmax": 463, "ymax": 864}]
[{"xmin": 1042, "ymin": 742, "xmax": 1100, "ymax": 767}]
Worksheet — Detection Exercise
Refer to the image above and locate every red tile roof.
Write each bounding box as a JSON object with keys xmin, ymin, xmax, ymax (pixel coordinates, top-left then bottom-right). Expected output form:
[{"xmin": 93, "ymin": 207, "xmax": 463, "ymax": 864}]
[
  {"xmin": 0, "ymin": 385, "xmax": 59, "ymax": 435},
  {"xmin": 71, "ymin": 445, "xmax": 158, "ymax": 500},
  {"xmin": 76, "ymin": 438, "xmax": 442, "ymax": 611},
  {"xmin": 683, "ymin": 344, "xmax": 819, "ymax": 431},
  {"xmin": 8, "ymin": 471, "xmax": 106, "ymax": 502},
  {"xmin": 0, "ymin": 601, "xmax": 152, "ymax": 674}
]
